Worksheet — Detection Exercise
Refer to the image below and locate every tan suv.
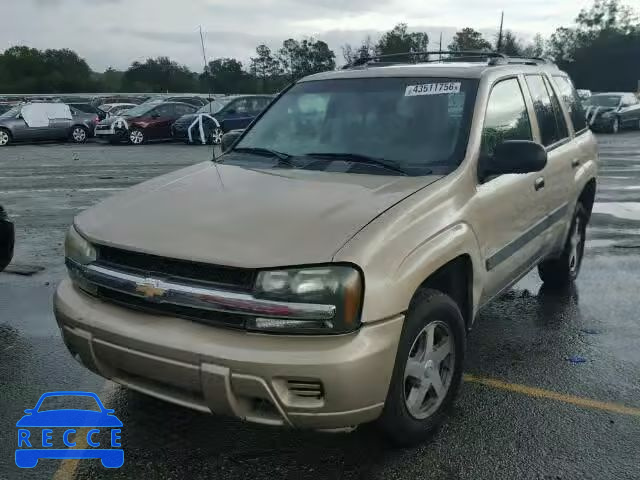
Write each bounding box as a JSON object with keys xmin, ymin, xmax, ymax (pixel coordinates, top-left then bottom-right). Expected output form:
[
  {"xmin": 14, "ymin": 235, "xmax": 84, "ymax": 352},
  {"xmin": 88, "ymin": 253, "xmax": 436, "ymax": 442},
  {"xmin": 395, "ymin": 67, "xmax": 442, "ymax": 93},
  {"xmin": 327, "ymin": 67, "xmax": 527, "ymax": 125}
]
[{"xmin": 54, "ymin": 53, "xmax": 598, "ymax": 445}]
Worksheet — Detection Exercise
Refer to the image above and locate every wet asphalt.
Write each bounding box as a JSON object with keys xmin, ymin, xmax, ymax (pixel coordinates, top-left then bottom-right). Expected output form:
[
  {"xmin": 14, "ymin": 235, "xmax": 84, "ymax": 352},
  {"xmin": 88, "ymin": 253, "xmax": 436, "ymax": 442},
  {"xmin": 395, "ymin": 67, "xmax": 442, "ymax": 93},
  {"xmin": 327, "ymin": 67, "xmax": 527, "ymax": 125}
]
[{"xmin": 1, "ymin": 135, "xmax": 639, "ymax": 480}]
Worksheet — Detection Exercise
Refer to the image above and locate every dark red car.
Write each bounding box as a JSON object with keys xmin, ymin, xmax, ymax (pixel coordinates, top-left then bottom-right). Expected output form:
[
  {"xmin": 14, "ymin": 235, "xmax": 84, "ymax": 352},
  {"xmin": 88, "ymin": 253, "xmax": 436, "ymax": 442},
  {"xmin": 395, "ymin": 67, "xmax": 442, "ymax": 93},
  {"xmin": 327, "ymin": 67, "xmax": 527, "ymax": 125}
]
[{"xmin": 94, "ymin": 101, "xmax": 198, "ymax": 145}]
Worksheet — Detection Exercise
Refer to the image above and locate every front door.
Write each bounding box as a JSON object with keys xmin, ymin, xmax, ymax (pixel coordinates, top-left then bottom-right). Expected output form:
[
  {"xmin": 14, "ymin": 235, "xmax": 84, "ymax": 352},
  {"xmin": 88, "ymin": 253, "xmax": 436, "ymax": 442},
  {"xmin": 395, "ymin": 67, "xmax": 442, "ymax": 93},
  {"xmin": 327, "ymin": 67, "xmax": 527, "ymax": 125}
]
[
  {"xmin": 145, "ymin": 104, "xmax": 176, "ymax": 140},
  {"xmin": 471, "ymin": 77, "xmax": 550, "ymax": 302}
]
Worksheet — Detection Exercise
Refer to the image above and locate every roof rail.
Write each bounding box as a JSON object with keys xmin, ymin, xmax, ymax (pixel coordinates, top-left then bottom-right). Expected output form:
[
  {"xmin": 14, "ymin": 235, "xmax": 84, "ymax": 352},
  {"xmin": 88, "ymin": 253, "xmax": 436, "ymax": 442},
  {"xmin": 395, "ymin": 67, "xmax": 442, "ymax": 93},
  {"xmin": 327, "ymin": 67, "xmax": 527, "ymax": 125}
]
[
  {"xmin": 506, "ymin": 56, "xmax": 556, "ymax": 66},
  {"xmin": 344, "ymin": 50, "xmax": 508, "ymax": 69}
]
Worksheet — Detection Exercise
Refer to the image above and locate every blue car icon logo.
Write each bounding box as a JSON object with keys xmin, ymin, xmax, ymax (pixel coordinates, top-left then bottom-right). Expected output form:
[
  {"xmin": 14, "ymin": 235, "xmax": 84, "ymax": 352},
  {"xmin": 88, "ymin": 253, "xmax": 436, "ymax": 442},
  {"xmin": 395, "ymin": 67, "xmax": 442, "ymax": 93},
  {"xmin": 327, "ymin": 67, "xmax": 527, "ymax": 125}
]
[{"xmin": 16, "ymin": 391, "xmax": 123, "ymax": 469}]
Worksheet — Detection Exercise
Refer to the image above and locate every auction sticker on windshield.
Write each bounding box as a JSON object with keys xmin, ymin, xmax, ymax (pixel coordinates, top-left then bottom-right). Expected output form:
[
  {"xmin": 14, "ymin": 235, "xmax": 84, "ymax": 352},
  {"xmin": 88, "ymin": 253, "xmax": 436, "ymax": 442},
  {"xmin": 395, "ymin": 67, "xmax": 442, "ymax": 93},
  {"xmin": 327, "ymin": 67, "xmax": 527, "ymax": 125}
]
[{"xmin": 405, "ymin": 82, "xmax": 461, "ymax": 96}]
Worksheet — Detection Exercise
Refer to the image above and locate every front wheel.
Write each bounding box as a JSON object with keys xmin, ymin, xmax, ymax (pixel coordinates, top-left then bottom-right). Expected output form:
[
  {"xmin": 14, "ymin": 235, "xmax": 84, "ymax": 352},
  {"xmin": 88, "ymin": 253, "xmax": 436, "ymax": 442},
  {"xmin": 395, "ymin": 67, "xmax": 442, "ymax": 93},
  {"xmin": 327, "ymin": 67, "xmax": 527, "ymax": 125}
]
[
  {"xmin": 211, "ymin": 127, "xmax": 224, "ymax": 145},
  {"xmin": 609, "ymin": 117, "xmax": 620, "ymax": 134},
  {"xmin": 70, "ymin": 126, "xmax": 88, "ymax": 144},
  {"xmin": 378, "ymin": 289, "xmax": 465, "ymax": 446},
  {"xmin": 129, "ymin": 128, "xmax": 145, "ymax": 145},
  {"xmin": 538, "ymin": 203, "xmax": 587, "ymax": 288},
  {"xmin": 0, "ymin": 128, "xmax": 11, "ymax": 146}
]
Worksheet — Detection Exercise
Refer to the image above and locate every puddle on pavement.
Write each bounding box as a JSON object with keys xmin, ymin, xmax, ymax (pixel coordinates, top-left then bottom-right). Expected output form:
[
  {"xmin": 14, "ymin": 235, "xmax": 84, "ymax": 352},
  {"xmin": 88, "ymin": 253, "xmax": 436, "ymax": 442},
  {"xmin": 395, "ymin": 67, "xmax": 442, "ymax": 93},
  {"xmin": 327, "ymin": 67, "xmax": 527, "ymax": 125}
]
[{"xmin": 592, "ymin": 202, "xmax": 640, "ymax": 221}]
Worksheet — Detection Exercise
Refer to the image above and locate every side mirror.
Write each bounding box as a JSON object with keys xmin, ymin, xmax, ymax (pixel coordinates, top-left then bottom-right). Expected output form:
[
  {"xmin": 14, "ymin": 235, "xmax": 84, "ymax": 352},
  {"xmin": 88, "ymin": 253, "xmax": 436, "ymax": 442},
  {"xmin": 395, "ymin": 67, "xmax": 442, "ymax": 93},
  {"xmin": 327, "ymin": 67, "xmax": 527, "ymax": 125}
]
[
  {"xmin": 221, "ymin": 130, "xmax": 243, "ymax": 153},
  {"xmin": 225, "ymin": 108, "xmax": 237, "ymax": 115},
  {"xmin": 151, "ymin": 112, "xmax": 160, "ymax": 119},
  {"xmin": 485, "ymin": 140, "xmax": 547, "ymax": 177}
]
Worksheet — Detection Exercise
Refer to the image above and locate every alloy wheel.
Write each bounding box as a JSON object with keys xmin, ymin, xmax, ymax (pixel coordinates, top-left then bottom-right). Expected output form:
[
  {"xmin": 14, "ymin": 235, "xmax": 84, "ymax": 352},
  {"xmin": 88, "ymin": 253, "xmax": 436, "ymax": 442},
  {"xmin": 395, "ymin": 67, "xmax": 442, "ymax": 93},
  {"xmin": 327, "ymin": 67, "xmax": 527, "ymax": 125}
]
[
  {"xmin": 0, "ymin": 130, "xmax": 9, "ymax": 146},
  {"xmin": 72, "ymin": 127, "xmax": 86, "ymax": 143},
  {"xmin": 403, "ymin": 321, "xmax": 455, "ymax": 420},
  {"xmin": 612, "ymin": 118, "xmax": 619, "ymax": 134},
  {"xmin": 569, "ymin": 216, "xmax": 584, "ymax": 275},
  {"xmin": 212, "ymin": 128, "xmax": 224, "ymax": 145},
  {"xmin": 130, "ymin": 130, "xmax": 144, "ymax": 145}
]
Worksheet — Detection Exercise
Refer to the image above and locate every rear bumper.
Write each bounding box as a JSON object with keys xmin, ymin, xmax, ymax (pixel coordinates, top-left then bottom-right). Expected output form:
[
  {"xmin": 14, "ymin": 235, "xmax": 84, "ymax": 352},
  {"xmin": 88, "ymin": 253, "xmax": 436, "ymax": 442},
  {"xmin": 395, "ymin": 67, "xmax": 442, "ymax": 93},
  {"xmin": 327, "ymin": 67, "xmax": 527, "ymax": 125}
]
[{"xmin": 54, "ymin": 278, "xmax": 403, "ymax": 429}]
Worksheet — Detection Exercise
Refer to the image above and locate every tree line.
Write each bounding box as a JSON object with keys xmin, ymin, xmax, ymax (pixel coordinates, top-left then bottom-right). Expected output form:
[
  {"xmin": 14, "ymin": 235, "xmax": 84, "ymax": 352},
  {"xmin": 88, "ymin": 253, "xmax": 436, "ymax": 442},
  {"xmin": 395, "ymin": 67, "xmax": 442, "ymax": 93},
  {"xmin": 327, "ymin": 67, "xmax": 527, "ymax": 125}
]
[{"xmin": 0, "ymin": 0, "xmax": 637, "ymax": 95}]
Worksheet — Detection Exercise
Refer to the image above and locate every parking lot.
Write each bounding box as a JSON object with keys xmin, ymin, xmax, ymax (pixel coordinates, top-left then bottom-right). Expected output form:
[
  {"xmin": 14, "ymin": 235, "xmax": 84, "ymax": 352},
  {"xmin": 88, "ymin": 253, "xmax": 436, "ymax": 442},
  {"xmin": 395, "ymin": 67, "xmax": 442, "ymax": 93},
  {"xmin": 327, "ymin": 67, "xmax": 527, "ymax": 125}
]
[{"xmin": 1, "ymin": 134, "xmax": 639, "ymax": 479}]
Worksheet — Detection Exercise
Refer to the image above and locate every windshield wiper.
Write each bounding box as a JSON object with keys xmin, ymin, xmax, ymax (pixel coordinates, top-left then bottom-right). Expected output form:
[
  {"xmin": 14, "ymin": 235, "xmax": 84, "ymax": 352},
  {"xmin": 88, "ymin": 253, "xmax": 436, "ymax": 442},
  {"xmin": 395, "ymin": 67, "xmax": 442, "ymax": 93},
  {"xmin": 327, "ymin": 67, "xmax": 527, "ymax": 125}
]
[
  {"xmin": 304, "ymin": 152, "xmax": 415, "ymax": 176},
  {"xmin": 232, "ymin": 147, "xmax": 297, "ymax": 167}
]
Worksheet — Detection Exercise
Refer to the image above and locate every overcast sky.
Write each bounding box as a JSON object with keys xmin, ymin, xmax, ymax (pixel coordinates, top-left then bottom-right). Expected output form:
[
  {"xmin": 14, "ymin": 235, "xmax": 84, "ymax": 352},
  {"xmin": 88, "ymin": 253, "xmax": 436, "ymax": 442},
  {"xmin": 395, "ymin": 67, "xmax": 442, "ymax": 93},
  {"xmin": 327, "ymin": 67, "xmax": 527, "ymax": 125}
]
[{"xmin": 4, "ymin": 0, "xmax": 597, "ymax": 72}]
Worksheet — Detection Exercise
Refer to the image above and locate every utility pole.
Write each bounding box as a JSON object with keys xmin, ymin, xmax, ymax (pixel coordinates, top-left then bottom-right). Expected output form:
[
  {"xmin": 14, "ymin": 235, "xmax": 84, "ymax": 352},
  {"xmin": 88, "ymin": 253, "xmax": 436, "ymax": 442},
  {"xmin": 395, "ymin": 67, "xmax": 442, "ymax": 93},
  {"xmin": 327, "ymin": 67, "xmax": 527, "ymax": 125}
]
[
  {"xmin": 439, "ymin": 32, "xmax": 443, "ymax": 60},
  {"xmin": 497, "ymin": 11, "xmax": 504, "ymax": 52}
]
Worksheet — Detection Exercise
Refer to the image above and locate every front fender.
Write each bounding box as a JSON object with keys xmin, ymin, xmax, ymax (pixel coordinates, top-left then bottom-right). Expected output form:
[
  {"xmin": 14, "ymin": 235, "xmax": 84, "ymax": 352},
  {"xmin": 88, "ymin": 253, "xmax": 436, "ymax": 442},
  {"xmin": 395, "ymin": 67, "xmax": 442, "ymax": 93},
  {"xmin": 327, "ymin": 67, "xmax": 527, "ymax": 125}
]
[{"xmin": 390, "ymin": 222, "xmax": 484, "ymax": 320}]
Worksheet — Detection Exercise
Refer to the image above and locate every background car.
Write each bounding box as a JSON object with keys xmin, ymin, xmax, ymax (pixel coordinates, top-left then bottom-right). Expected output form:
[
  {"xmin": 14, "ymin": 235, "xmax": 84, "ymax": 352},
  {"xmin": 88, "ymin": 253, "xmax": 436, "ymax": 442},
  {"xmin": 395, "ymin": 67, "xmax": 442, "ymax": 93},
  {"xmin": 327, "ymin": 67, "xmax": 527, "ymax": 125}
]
[
  {"xmin": 577, "ymin": 89, "xmax": 592, "ymax": 100},
  {"xmin": 98, "ymin": 103, "xmax": 138, "ymax": 117},
  {"xmin": 171, "ymin": 95, "xmax": 273, "ymax": 144},
  {"xmin": 0, "ymin": 205, "xmax": 14, "ymax": 272},
  {"xmin": 0, "ymin": 103, "xmax": 98, "ymax": 146},
  {"xmin": 94, "ymin": 101, "xmax": 197, "ymax": 145},
  {"xmin": 584, "ymin": 92, "xmax": 640, "ymax": 133},
  {"xmin": 142, "ymin": 95, "xmax": 209, "ymax": 107}
]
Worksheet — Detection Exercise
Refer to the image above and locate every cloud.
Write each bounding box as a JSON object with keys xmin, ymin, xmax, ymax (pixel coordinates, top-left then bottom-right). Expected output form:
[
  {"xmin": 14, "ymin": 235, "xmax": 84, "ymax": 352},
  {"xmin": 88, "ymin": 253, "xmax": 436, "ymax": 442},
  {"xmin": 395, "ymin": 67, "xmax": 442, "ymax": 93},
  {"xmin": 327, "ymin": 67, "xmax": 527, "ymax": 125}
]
[{"xmin": 3, "ymin": 0, "xmax": 599, "ymax": 72}]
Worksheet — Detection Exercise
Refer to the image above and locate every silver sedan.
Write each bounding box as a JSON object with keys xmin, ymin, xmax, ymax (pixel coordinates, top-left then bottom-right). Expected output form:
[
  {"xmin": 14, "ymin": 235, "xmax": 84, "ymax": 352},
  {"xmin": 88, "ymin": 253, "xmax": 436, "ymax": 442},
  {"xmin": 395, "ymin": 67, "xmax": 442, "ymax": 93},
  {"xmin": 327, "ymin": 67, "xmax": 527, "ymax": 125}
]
[{"xmin": 0, "ymin": 104, "xmax": 99, "ymax": 146}]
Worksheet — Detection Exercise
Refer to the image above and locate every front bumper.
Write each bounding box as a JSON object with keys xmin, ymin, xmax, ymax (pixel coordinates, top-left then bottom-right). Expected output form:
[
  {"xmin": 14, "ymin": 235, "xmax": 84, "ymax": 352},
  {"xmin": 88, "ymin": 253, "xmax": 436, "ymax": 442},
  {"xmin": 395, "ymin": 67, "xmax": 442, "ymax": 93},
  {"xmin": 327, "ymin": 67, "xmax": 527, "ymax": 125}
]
[{"xmin": 54, "ymin": 278, "xmax": 403, "ymax": 429}]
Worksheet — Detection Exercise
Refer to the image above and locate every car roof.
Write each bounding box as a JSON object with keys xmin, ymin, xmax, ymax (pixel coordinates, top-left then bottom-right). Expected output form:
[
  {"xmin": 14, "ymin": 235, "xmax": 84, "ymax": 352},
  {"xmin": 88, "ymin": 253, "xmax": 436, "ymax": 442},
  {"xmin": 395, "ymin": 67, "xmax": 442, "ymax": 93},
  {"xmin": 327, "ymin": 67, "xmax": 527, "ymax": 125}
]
[
  {"xmin": 301, "ymin": 62, "xmax": 564, "ymax": 82},
  {"xmin": 591, "ymin": 92, "xmax": 628, "ymax": 96}
]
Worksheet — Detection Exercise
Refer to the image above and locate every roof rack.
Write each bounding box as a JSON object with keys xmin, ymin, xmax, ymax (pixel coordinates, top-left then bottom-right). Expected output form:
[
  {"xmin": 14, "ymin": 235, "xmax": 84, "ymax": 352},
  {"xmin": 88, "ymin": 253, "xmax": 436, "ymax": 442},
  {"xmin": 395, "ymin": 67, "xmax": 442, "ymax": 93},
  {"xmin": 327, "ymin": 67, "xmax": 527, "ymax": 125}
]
[
  {"xmin": 345, "ymin": 50, "xmax": 508, "ymax": 69},
  {"xmin": 344, "ymin": 50, "xmax": 555, "ymax": 69}
]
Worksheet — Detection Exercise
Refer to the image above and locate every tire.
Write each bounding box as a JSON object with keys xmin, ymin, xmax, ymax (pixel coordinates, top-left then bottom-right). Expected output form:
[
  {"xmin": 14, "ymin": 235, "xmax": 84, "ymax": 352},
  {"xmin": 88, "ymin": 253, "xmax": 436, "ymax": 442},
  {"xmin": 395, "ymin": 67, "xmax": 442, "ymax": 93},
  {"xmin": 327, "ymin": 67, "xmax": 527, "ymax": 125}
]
[
  {"xmin": 378, "ymin": 288, "xmax": 466, "ymax": 446},
  {"xmin": 0, "ymin": 128, "xmax": 11, "ymax": 146},
  {"xmin": 609, "ymin": 117, "xmax": 620, "ymax": 134},
  {"xmin": 129, "ymin": 128, "xmax": 145, "ymax": 145},
  {"xmin": 211, "ymin": 127, "xmax": 224, "ymax": 145},
  {"xmin": 70, "ymin": 125, "xmax": 88, "ymax": 144},
  {"xmin": 538, "ymin": 203, "xmax": 587, "ymax": 289}
]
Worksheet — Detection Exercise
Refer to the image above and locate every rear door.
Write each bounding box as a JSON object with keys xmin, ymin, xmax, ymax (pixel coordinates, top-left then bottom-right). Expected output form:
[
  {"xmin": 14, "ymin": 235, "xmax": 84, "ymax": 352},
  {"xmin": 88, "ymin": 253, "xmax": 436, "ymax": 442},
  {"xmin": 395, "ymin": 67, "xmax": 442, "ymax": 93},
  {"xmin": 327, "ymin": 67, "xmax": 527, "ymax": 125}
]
[
  {"xmin": 473, "ymin": 77, "xmax": 550, "ymax": 301},
  {"xmin": 522, "ymin": 74, "xmax": 575, "ymax": 252}
]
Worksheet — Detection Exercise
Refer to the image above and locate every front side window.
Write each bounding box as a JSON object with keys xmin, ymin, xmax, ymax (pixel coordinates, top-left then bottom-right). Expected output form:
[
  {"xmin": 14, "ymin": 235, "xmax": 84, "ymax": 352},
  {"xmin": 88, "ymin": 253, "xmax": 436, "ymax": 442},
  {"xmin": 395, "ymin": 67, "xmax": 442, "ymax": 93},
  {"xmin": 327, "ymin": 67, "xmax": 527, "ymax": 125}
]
[
  {"xmin": 525, "ymin": 75, "xmax": 563, "ymax": 146},
  {"xmin": 481, "ymin": 78, "xmax": 532, "ymax": 158},
  {"xmin": 552, "ymin": 76, "xmax": 588, "ymax": 133},
  {"xmin": 234, "ymin": 77, "xmax": 478, "ymax": 175}
]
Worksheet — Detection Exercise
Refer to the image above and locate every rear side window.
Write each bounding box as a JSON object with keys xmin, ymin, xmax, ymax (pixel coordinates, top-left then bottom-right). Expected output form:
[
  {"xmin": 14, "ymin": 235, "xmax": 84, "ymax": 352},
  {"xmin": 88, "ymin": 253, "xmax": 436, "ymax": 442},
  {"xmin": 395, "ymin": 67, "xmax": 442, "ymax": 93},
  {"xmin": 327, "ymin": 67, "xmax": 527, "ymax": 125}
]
[
  {"xmin": 481, "ymin": 78, "xmax": 533, "ymax": 157},
  {"xmin": 525, "ymin": 75, "xmax": 564, "ymax": 147},
  {"xmin": 552, "ymin": 76, "xmax": 587, "ymax": 133},
  {"xmin": 544, "ymin": 77, "xmax": 569, "ymax": 141}
]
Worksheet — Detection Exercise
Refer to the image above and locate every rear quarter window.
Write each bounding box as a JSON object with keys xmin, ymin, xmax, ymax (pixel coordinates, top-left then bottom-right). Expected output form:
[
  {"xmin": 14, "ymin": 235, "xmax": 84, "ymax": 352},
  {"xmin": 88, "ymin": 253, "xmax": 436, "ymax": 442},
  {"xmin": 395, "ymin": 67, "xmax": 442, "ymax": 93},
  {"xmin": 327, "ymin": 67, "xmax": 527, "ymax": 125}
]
[{"xmin": 552, "ymin": 76, "xmax": 588, "ymax": 134}]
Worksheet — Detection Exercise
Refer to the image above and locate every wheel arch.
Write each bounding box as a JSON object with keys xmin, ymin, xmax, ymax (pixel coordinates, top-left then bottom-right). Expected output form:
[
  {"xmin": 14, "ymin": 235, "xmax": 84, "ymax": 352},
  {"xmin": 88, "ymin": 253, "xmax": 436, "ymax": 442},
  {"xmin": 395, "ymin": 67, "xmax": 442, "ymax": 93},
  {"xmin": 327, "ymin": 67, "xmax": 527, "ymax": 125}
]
[{"xmin": 388, "ymin": 223, "xmax": 483, "ymax": 330}]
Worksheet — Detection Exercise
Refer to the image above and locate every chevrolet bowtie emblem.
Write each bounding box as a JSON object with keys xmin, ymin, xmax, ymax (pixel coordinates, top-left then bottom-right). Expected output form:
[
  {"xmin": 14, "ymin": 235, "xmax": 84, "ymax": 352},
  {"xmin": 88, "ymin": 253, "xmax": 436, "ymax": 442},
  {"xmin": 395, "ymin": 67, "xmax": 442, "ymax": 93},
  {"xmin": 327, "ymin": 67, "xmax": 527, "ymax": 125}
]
[{"xmin": 135, "ymin": 279, "xmax": 166, "ymax": 299}]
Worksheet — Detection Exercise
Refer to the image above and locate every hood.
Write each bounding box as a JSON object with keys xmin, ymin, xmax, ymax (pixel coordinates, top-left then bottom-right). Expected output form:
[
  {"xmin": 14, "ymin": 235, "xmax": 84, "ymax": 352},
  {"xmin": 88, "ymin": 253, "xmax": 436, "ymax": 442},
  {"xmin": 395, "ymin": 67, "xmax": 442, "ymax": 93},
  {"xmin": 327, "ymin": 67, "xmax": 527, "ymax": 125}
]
[{"xmin": 75, "ymin": 163, "xmax": 442, "ymax": 268}]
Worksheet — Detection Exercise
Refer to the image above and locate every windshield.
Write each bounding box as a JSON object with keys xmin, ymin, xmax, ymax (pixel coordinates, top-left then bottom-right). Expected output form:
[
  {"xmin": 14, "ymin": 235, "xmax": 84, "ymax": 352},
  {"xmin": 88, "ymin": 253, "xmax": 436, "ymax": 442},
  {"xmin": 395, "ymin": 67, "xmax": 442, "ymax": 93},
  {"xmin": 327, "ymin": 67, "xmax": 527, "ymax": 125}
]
[
  {"xmin": 119, "ymin": 103, "xmax": 159, "ymax": 117},
  {"xmin": 0, "ymin": 106, "xmax": 20, "ymax": 118},
  {"xmin": 198, "ymin": 98, "xmax": 233, "ymax": 115},
  {"xmin": 233, "ymin": 77, "xmax": 477, "ymax": 175},
  {"xmin": 585, "ymin": 95, "xmax": 621, "ymax": 107}
]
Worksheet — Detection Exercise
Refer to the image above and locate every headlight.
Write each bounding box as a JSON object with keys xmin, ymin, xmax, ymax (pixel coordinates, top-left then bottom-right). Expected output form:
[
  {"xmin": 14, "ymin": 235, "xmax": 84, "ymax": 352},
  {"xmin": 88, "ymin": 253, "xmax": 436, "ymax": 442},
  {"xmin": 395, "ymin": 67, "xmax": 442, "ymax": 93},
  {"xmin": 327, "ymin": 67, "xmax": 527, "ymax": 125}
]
[
  {"xmin": 249, "ymin": 265, "xmax": 363, "ymax": 334},
  {"xmin": 64, "ymin": 226, "xmax": 96, "ymax": 265},
  {"xmin": 64, "ymin": 226, "xmax": 97, "ymax": 295}
]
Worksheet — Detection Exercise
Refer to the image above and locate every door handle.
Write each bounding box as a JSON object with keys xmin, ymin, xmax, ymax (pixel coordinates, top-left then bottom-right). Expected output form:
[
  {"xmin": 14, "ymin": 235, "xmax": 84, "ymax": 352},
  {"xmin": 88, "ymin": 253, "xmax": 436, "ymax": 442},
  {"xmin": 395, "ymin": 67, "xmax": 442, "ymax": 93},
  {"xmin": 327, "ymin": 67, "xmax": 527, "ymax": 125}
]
[
  {"xmin": 534, "ymin": 177, "xmax": 545, "ymax": 191},
  {"xmin": 571, "ymin": 158, "xmax": 581, "ymax": 168}
]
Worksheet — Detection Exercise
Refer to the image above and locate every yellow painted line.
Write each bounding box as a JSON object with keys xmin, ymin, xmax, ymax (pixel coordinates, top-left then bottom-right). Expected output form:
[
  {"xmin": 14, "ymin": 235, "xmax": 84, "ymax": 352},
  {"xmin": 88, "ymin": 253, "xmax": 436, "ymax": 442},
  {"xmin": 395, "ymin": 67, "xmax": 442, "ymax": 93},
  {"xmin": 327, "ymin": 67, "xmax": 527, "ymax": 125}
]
[
  {"xmin": 464, "ymin": 374, "xmax": 640, "ymax": 417},
  {"xmin": 52, "ymin": 381, "xmax": 116, "ymax": 480}
]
